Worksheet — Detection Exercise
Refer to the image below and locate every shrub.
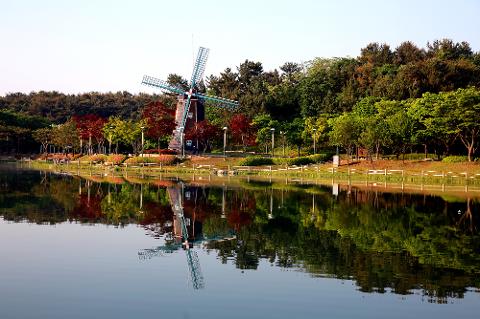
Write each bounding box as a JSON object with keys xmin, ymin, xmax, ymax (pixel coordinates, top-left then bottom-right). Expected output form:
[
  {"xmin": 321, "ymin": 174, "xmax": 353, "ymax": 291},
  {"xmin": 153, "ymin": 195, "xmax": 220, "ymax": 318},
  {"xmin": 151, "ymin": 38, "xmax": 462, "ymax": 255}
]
[
  {"xmin": 286, "ymin": 157, "xmax": 315, "ymax": 166},
  {"xmin": 239, "ymin": 157, "xmax": 274, "ymax": 166},
  {"xmin": 105, "ymin": 154, "xmax": 127, "ymax": 165},
  {"xmin": 442, "ymin": 155, "xmax": 469, "ymax": 163},
  {"xmin": 144, "ymin": 149, "xmax": 177, "ymax": 155},
  {"xmin": 79, "ymin": 154, "xmax": 107, "ymax": 163},
  {"xmin": 124, "ymin": 155, "xmax": 176, "ymax": 165},
  {"xmin": 275, "ymin": 153, "xmax": 333, "ymax": 166}
]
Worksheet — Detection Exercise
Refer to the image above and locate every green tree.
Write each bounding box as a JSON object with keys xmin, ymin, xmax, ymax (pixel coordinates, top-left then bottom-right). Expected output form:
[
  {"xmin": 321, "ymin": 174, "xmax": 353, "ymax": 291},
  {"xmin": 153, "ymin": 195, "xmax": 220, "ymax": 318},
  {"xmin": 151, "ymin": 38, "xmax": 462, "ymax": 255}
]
[
  {"xmin": 448, "ymin": 87, "xmax": 480, "ymax": 161},
  {"xmin": 51, "ymin": 120, "xmax": 80, "ymax": 154},
  {"xmin": 32, "ymin": 127, "xmax": 53, "ymax": 155},
  {"xmin": 328, "ymin": 113, "xmax": 362, "ymax": 160},
  {"xmin": 252, "ymin": 114, "xmax": 279, "ymax": 154}
]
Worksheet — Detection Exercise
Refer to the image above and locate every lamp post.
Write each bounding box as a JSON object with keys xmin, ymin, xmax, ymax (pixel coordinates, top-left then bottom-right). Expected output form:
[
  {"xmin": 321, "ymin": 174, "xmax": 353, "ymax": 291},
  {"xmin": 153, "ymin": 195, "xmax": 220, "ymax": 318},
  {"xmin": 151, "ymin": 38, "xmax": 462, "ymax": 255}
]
[
  {"xmin": 280, "ymin": 131, "xmax": 286, "ymax": 157},
  {"xmin": 140, "ymin": 126, "xmax": 145, "ymax": 157},
  {"xmin": 179, "ymin": 127, "xmax": 185, "ymax": 158},
  {"xmin": 270, "ymin": 128, "xmax": 275, "ymax": 157},
  {"xmin": 108, "ymin": 126, "xmax": 113, "ymax": 155},
  {"xmin": 312, "ymin": 128, "xmax": 316, "ymax": 155},
  {"xmin": 223, "ymin": 126, "xmax": 228, "ymax": 158},
  {"xmin": 88, "ymin": 133, "xmax": 92, "ymax": 155}
]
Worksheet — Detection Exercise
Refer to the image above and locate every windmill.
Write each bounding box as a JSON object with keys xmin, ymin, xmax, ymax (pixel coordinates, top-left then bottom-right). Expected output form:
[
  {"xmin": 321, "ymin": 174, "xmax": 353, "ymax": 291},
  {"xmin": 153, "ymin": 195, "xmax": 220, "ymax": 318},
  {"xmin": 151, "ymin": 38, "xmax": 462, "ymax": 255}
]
[{"xmin": 142, "ymin": 47, "xmax": 239, "ymax": 154}]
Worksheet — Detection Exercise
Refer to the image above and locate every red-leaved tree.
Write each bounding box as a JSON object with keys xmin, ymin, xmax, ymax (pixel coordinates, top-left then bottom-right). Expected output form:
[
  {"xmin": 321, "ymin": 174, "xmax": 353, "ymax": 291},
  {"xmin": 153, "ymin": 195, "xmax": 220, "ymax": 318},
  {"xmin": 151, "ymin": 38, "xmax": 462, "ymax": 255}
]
[
  {"xmin": 142, "ymin": 101, "xmax": 176, "ymax": 151},
  {"xmin": 229, "ymin": 114, "xmax": 256, "ymax": 150},
  {"xmin": 73, "ymin": 115, "xmax": 107, "ymax": 154},
  {"xmin": 184, "ymin": 120, "xmax": 220, "ymax": 153}
]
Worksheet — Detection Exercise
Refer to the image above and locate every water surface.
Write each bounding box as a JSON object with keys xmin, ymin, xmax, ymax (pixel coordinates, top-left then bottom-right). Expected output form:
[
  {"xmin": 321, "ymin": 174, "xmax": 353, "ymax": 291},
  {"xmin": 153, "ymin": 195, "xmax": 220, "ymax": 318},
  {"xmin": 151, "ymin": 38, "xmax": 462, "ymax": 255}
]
[{"xmin": 0, "ymin": 167, "xmax": 479, "ymax": 318}]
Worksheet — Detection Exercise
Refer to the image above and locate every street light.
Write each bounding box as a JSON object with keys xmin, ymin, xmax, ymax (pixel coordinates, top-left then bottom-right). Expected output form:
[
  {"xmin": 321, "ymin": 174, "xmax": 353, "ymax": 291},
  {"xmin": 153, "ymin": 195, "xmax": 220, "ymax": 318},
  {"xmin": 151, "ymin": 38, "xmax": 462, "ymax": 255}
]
[
  {"xmin": 179, "ymin": 127, "xmax": 185, "ymax": 158},
  {"xmin": 280, "ymin": 131, "xmax": 286, "ymax": 157},
  {"xmin": 108, "ymin": 126, "xmax": 113, "ymax": 155},
  {"xmin": 312, "ymin": 128, "xmax": 317, "ymax": 155},
  {"xmin": 270, "ymin": 128, "xmax": 276, "ymax": 156},
  {"xmin": 223, "ymin": 126, "xmax": 228, "ymax": 158},
  {"xmin": 140, "ymin": 126, "xmax": 145, "ymax": 157},
  {"xmin": 88, "ymin": 132, "xmax": 92, "ymax": 155}
]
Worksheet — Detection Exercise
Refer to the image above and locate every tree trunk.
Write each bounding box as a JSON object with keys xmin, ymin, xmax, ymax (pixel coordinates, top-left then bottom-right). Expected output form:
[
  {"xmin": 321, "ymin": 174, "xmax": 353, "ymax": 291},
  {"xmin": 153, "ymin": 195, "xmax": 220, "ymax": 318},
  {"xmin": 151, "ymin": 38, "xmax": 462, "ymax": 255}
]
[{"xmin": 467, "ymin": 145, "xmax": 473, "ymax": 162}]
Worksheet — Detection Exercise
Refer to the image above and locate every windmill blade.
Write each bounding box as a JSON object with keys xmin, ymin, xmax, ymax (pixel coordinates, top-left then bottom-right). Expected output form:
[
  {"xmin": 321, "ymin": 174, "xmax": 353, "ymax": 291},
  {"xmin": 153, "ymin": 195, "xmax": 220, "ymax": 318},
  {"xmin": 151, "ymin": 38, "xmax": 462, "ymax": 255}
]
[
  {"xmin": 195, "ymin": 92, "xmax": 239, "ymax": 108},
  {"xmin": 185, "ymin": 249, "xmax": 205, "ymax": 289},
  {"xmin": 142, "ymin": 75, "xmax": 186, "ymax": 95},
  {"xmin": 180, "ymin": 94, "xmax": 193, "ymax": 129},
  {"xmin": 189, "ymin": 47, "xmax": 210, "ymax": 89}
]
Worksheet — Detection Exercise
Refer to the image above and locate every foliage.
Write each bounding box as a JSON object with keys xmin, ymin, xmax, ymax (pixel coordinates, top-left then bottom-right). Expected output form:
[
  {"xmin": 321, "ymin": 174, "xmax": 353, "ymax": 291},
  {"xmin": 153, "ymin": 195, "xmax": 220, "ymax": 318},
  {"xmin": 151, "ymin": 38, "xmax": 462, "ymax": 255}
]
[
  {"xmin": 141, "ymin": 100, "xmax": 176, "ymax": 141},
  {"xmin": 51, "ymin": 120, "xmax": 79, "ymax": 151},
  {"xmin": 32, "ymin": 127, "xmax": 53, "ymax": 153},
  {"xmin": 79, "ymin": 154, "xmax": 107, "ymax": 163},
  {"xmin": 238, "ymin": 157, "xmax": 274, "ymax": 166},
  {"xmin": 184, "ymin": 120, "xmax": 220, "ymax": 152},
  {"xmin": 2, "ymin": 39, "xmax": 480, "ymax": 159},
  {"xmin": 228, "ymin": 114, "xmax": 256, "ymax": 148},
  {"xmin": 105, "ymin": 154, "xmax": 127, "ymax": 165},
  {"xmin": 124, "ymin": 155, "xmax": 176, "ymax": 165},
  {"xmin": 442, "ymin": 155, "xmax": 469, "ymax": 163}
]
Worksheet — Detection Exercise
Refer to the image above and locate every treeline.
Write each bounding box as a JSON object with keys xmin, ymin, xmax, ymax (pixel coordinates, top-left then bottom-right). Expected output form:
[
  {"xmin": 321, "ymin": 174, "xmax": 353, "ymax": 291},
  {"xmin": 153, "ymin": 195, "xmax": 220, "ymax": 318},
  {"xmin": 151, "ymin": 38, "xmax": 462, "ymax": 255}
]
[{"xmin": 1, "ymin": 39, "xmax": 480, "ymax": 159}]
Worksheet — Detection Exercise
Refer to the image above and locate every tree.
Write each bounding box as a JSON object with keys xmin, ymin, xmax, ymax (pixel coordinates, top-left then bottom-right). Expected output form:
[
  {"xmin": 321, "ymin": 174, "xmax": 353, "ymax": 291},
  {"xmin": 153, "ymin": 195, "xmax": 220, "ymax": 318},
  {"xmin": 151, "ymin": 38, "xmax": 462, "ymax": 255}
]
[
  {"xmin": 73, "ymin": 114, "xmax": 107, "ymax": 154},
  {"xmin": 184, "ymin": 120, "xmax": 220, "ymax": 153},
  {"xmin": 51, "ymin": 120, "xmax": 79, "ymax": 154},
  {"xmin": 285, "ymin": 117, "xmax": 305, "ymax": 156},
  {"xmin": 167, "ymin": 73, "xmax": 189, "ymax": 91},
  {"xmin": 142, "ymin": 100, "xmax": 176, "ymax": 151},
  {"xmin": 394, "ymin": 41, "xmax": 425, "ymax": 65},
  {"xmin": 302, "ymin": 116, "xmax": 328, "ymax": 154},
  {"xmin": 102, "ymin": 117, "xmax": 125, "ymax": 154},
  {"xmin": 32, "ymin": 127, "xmax": 53, "ymax": 155},
  {"xmin": 448, "ymin": 87, "xmax": 480, "ymax": 161},
  {"xmin": 119, "ymin": 120, "xmax": 146, "ymax": 155},
  {"xmin": 252, "ymin": 114, "xmax": 280, "ymax": 154},
  {"xmin": 359, "ymin": 116, "xmax": 389, "ymax": 160},
  {"xmin": 377, "ymin": 100, "xmax": 415, "ymax": 161},
  {"xmin": 328, "ymin": 113, "xmax": 362, "ymax": 161},
  {"xmin": 228, "ymin": 114, "xmax": 256, "ymax": 150}
]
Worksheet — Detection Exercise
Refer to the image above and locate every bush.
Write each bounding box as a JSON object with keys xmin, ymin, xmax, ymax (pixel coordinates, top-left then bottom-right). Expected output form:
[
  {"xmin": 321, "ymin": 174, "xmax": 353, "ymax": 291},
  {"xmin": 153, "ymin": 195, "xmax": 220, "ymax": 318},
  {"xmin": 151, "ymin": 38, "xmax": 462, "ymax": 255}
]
[
  {"xmin": 239, "ymin": 157, "xmax": 274, "ymax": 166},
  {"xmin": 275, "ymin": 153, "xmax": 333, "ymax": 166},
  {"xmin": 285, "ymin": 157, "xmax": 315, "ymax": 166},
  {"xmin": 442, "ymin": 155, "xmax": 469, "ymax": 163},
  {"xmin": 124, "ymin": 155, "xmax": 176, "ymax": 165},
  {"xmin": 79, "ymin": 154, "xmax": 107, "ymax": 163},
  {"xmin": 144, "ymin": 149, "xmax": 177, "ymax": 155},
  {"xmin": 105, "ymin": 154, "xmax": 127, "ymax": 165}
]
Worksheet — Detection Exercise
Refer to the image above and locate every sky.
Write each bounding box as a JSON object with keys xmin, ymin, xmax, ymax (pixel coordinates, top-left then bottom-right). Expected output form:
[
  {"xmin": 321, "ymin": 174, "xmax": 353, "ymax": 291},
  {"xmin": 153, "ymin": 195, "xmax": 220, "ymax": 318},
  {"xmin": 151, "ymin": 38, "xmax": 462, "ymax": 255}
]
[{"xmin": 1, "ymin": 0, "xmax": 479, "ymax": 95}]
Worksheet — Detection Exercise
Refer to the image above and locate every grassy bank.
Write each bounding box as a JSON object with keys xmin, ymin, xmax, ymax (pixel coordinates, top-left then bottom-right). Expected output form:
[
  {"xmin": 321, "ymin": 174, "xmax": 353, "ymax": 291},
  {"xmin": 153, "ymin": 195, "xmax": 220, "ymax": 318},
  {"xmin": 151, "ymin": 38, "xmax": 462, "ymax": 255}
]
[
  {"xmin": 14, "ymin": 160, "xmax": 480, "ymax": 200},
  {"xmin": 21, "ymin": 157, "xmax": 480, "ymax": 187}
]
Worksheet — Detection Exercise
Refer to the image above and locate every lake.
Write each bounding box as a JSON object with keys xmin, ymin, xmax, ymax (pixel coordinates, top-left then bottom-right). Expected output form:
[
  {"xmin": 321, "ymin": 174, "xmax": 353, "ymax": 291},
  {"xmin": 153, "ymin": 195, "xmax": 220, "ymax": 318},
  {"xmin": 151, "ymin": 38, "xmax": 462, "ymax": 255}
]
[{"xmin": 0, "ymin": 165, "xmax": 479, "ymax": 318}]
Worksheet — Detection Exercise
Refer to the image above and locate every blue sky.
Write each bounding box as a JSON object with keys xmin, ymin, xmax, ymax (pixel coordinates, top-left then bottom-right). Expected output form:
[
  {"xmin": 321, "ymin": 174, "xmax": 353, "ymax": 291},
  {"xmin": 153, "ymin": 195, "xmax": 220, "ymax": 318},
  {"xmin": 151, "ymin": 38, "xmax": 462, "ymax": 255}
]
[{"xmin": 1, "ymin": 0, "xmax": 479, "ymax": 95}]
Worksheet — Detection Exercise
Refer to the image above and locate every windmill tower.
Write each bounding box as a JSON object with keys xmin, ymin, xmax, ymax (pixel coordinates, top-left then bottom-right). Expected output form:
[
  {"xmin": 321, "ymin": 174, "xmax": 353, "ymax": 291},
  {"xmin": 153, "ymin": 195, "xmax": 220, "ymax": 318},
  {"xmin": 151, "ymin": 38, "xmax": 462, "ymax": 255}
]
[{"xmin": 142, "ymin": 47, "xmax": 239, "ymax": 153}]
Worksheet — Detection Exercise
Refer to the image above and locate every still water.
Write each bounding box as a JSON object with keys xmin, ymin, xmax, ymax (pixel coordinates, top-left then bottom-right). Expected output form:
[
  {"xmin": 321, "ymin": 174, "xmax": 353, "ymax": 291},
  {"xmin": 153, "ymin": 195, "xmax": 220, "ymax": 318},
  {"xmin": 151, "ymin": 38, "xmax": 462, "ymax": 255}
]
[{"xmin": 0, "ymin": 166, "xmax": 479, "ymax": 318}]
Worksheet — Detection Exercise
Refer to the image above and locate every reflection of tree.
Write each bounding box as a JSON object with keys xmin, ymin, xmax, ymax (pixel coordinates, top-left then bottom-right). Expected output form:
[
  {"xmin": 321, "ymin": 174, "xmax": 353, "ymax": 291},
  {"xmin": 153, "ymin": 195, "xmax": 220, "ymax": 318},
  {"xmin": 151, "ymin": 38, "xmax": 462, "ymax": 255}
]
[
  {"xmin": 457, "ymin": 198, "xmax": 477, "ymax": 234},
  {"xmin": 2, "ymin": 170, "xmax": 480, "ymax": 301},
  {"xmin": 100, "ymin": 184, "xmax": 140, "ymax": 225}
]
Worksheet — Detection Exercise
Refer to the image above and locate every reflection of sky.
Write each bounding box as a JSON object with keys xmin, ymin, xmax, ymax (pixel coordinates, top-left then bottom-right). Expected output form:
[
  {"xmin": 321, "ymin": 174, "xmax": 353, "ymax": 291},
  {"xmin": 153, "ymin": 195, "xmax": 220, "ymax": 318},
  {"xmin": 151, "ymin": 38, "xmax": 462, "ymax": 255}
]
[{"xmin": 0, "ymin": 219, "xmax": 478, "ymax": 319}]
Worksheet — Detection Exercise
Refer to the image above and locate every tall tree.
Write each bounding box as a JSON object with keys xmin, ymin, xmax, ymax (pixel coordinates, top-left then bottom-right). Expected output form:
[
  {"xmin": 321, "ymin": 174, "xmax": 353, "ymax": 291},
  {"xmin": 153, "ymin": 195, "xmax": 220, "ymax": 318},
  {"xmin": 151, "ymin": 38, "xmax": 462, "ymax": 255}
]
[{"xmin": 142, "ymin": 100, "xmax": 176, "ymax": 150}]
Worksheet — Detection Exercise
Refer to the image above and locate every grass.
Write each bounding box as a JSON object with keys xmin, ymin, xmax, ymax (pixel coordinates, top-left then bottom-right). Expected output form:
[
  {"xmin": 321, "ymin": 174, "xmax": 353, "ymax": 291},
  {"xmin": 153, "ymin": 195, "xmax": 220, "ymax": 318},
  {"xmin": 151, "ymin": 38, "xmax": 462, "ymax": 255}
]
[{"xmin": 24, "ymin": 155, "xmax": 480, "ymax": 186}]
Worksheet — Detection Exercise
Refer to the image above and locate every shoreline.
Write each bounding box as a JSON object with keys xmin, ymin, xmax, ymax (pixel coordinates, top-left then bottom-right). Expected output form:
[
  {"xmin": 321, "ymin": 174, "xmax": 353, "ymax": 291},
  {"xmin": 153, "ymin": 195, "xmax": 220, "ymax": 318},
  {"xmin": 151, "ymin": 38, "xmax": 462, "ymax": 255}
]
[{"xmin": 10, "ymin": 160, "xmax": 480, "ymax": 199}]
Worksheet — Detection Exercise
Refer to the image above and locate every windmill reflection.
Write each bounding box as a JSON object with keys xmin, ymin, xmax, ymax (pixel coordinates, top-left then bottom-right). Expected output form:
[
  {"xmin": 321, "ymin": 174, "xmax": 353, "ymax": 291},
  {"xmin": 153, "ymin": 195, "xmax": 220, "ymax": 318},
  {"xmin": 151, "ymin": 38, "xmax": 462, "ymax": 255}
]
[{"xmin": 138, "ymin": 182, "xmax": 205, "ymax": 290}]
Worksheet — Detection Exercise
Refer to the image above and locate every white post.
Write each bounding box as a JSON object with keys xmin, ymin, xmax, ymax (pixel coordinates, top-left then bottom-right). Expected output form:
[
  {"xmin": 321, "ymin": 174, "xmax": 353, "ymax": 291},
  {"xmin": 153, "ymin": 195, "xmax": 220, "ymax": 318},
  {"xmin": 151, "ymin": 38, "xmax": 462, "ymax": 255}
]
[
  {"xmin": 223, "ymin": 126, "xmax": 227, "ymax": 158},
  {"xmin": 270, "ymin": 128, "xmax": 275, "ymax": 157}
]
